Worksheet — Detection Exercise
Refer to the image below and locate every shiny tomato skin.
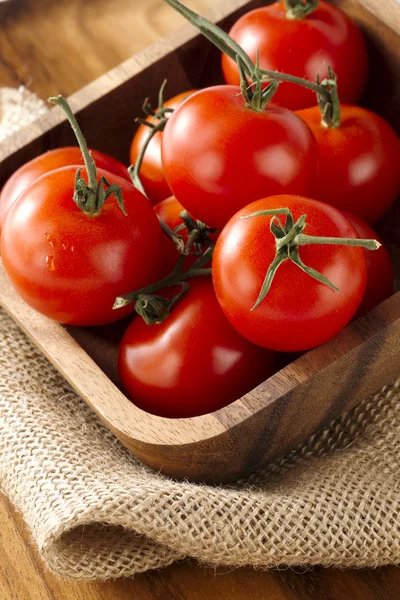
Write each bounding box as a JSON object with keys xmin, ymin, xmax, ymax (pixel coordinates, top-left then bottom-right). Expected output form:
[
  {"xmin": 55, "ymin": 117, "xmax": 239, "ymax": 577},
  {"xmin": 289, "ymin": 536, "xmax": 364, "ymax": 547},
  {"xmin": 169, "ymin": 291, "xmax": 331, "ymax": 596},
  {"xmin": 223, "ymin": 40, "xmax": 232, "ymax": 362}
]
[
  {"xmin": 222, "ymin": 1, "xmax": 368, "ymax": 111},
  {"xmin": 130, "ymin": 90, "xmax": 197, "ymax": 205},
  {"xmin": 162, "ymin": 85, "xmax": 317, "ymax": 229},
  {"xmin": 0, "ymin": 147, "xmax": 130, "ymax": 235},
  {"xmin": 343, "ymin": 212, "xmax": 393, "ymax": 317},
  {"xmin": 1, "ymin": 166, "xmax": 163, "ymax": 326},
  {"xmin": 118, "ymin": 278, "xmax": 275, "ymax": 418},
  {"xmin": 212, "ymin": 195, "xmax": 367, "ymax": 352},
  {"xmin": 296, "ymin": 105, "xmax": 400, "ymax": 224}
]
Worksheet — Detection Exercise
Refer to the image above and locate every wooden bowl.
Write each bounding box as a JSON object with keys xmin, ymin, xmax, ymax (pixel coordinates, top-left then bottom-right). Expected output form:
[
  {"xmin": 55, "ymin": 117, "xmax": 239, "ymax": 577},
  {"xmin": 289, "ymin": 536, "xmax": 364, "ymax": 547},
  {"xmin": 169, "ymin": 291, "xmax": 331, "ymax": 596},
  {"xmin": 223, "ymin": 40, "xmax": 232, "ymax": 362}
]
[{"xmin": 1, "ymin": 0, "xmax": 400, "ymax": 484}]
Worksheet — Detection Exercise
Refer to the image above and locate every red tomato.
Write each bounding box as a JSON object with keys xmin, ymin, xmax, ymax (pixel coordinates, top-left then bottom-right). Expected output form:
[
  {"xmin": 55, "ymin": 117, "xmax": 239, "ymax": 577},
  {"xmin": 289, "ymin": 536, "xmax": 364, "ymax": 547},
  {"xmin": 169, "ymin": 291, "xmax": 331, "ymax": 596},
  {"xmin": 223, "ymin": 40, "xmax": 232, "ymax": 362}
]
[
  {"xmin": 0, "ymin": 147, "xmax": 130, "ymax": 235},
  {"xmin": 130, "ymin": 90, "xmax": 197, "ymax": 205},
  {"xmin": 118, "ymin": 278, "xmax": 275, "ymax": 418},
  {"xmin": 296, "ymin": 105, "xmax": 400, "ymax": 224},
  {"xmin": 343, "ymin": 212, "xmax": 393, "ymax": 317},
  {"xmin": 154, "ymin": 195, "xmax": 217, "ymax": 274},
  {"xmin": 162, "ymin": 85, "xmax": 317, "ymax": 229},
  {"xmin": 212, "ymin": 195, "xmax": 367, "ymax": 352},
  {"xmin": 222, "ymin": 1, "xmax": 368, "ymax": 111},
  {"xmin": 1, "ymin": 166, "xmax": 163, "ymax": 326}
]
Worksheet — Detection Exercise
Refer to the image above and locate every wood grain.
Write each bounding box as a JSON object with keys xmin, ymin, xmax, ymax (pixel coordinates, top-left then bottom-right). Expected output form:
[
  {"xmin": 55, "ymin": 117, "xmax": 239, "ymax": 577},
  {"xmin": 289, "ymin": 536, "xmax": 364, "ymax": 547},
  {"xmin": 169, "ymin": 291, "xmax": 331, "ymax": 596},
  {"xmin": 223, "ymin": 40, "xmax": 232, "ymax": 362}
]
[
  {"xmin": 2, "ymin": 261, "xmax": 400, "ymax": 483},
  {"xmin": 355, "ymin": 0, "xmax": 400, "ymax": 32},
  {"xmin": 1, "ymin": 0, "xmax": 400, "ymax": 484},
  {"xmin": 1, "ymin": 0, "xmax": 400, "ymax": 598},
  {"xmin": 0, "ymin": 0, "xmax": 211, "ymax": 99}
]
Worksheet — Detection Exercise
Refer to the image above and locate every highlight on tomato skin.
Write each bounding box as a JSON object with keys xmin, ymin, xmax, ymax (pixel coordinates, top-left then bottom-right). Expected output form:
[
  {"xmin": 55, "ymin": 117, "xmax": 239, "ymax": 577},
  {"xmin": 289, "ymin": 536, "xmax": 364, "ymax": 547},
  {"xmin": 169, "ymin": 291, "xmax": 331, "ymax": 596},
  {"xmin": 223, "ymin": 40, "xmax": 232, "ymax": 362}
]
[
  {"xmin": 222, "ymin": 0, "xmax": 368, "ymax": 111},
  {"xmin": 118, "ymin": 278, "xmax": 276, "ymax": 419},
  {"xmin": 0, "ymin": 166, "xmax": 164, "ymax": 327},
  {"xmin": 161, "ymin": 85, "xmax": 318, "ymax": 230},
  {"xmin": 130, "ymin": 89, "xmax": 197, "ymax": 205},
  {"xmin": 296, "ymin": 105, "xmax": 400, "ymax": 225},
  {"xmin": 212, "ymin": 195, "xmax": 369, "ymax": 353},
  {"xmin": 0, "ymin": 147, "xmax": 130, "ymax": 235},
  {"xmin": 343, "ymin": 212, "xmax": 394, "ymax": 318}
]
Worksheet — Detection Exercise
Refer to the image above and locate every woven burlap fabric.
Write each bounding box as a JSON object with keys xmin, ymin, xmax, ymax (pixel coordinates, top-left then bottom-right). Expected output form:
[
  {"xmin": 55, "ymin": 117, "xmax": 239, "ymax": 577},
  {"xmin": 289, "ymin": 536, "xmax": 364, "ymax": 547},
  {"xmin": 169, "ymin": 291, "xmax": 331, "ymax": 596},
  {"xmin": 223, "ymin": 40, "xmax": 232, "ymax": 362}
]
[
  {"xmin": 0, "ymin": 87, "xmax": 47, "ymax": 143},
  {"xmin": 1, "ymin": 89, "xmax": 400, "ymax": 580}
]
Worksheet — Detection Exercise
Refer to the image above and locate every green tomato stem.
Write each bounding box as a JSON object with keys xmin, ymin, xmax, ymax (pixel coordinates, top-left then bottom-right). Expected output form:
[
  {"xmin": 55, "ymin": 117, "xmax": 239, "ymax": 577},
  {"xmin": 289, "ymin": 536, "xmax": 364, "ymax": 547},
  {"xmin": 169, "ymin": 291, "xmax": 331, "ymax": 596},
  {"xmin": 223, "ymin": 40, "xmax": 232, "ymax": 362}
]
[
  {"xmin": 317, "ymin": 67, "xmax": 342, "ymax": 128},
  {"xmin": 259, "ymin": 70, "xmax": 325, "ymax": 97},
  {"xmin": 113, "ymin": 247, "xmax": 213, "ymax": 310},
  {"xmin": 162, "ymin": 0, "xmax": 331, "ymax": 107},
  {"xmin": 284, "ymin": 0, "xmax": 319, "ymax": 20},
  {"xmin": 298, "ymin": 234, "xmax": 380, "ymax": 250},
  {"xmin": 241, "ymin": 208, "xmax": 381, "ymax": 309},
  {"xmin": 48, "ymin": 95, "xmax": 97, "ymax": 196},
  {"xmin": 48, "ymin": 95, "xmax": 126, "ymax": 216},
  {"xmin": 135, "ymin": 282, "xmax": 190, "ymax": 325}
]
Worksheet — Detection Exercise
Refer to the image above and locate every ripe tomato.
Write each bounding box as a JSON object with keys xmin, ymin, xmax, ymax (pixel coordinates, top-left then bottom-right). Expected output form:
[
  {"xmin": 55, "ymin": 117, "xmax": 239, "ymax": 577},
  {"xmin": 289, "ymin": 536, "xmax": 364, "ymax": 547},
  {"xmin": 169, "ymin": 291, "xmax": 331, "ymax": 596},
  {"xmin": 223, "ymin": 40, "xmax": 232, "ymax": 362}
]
[
  {"xmin": 162, "ymin": 85, "xmax": 317, "ymax": 229},
  {"xmin": 118, "ymin": 277, "xmax": 275, "ymax": 418},
  {"xmin": 296, "ymin": 105, "xmax": 400, "ymax": 224},
  {"xmin": 1, "ymin": 166, "xmax": 163, "ymax": 326},
  {"xmin": 343, "ymin": 212, "xmax": 393, "ymax": 317},
  {"xmin": 222, "ymin": 1, "xmax": 368, "ymax": 111},
  {"xmin": 154, "ymin": 195, "xmax": 217, "ymax": 273},
  {"xmin": 130, "ymin": 90, "xmax": 197, "ymax": 205},
  {"xmin": 212, "ymin": 195, "xmax": 368, "ymax": 352},
  {"xmin": 0, "ymin": 147, "xmax": 130, "ymax": 235}
]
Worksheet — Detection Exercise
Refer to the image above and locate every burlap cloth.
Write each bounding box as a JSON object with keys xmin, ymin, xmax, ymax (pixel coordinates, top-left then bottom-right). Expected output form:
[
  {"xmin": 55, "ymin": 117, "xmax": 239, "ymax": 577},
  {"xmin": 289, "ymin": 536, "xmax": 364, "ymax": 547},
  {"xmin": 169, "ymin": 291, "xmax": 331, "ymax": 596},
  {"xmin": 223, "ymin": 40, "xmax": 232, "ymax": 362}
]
[{"xmin": 0, "ymin": 88, "xmax": 399, "ymax": 580}]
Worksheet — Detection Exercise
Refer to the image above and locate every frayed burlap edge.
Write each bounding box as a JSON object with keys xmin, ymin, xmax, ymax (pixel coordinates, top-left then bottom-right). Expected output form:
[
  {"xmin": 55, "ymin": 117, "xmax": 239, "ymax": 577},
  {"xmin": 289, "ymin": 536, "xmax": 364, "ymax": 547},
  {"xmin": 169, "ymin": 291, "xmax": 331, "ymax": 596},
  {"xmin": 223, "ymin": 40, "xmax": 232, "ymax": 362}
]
[
  {"xmin": 0, "ymin": 89, "xmax": 399, "ymax": 580},
  {"xmin": 1, "ymin": 307, "xmax": 399, "ymax": 580}
]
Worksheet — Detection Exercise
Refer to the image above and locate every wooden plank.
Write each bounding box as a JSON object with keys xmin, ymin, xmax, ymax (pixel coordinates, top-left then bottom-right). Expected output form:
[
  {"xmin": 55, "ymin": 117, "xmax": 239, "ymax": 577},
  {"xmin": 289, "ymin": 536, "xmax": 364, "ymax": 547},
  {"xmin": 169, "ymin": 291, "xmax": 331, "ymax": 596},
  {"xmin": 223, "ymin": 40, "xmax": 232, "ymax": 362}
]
[
  {"xmin": 356, "ymin": 0, "xmax": 400, "ymax": 34},
  {"xmin": 1, "ymin": 0, "xmax": 400, "ymax": 484},
  {"xmin": 0, "ymin": 0, "xmax": 212, "ymax": 98}
]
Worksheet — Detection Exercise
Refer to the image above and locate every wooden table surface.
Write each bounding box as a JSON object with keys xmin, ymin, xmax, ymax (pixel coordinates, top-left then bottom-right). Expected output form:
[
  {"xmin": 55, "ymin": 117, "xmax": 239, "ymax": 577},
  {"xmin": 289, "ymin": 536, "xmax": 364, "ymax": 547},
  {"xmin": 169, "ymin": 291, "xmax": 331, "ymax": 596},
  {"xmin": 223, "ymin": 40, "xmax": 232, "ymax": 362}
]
[{"xmin": 0, "ymin": 1, "xmax": 399, "ymax": 598}]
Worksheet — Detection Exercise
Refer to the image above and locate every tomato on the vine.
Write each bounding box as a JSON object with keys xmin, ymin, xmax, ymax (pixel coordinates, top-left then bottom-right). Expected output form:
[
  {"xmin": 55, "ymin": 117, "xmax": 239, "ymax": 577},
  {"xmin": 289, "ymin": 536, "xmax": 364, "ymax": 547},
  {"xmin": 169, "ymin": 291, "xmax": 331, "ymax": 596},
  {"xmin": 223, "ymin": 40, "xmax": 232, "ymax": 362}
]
[
  {"xmin": 222, "ymin": 1, "xmax": 368, "ymax": 110},
  {"xmin": 130, "ymin": 90, "xmax": 197, "ymax": 205},
  {"xmin": 343, "ymin": 212, "xmax": 393, "ymax": 317},
  {"xmin": 118, "ymin": 277, "xmax": 276, "ymax": 418},
  {"xmin": 162, "ymin": 85, "xmax": 317, "ymax": 229},
  {"xmin": 0, "ymin": 147, "xmax": 130, "ymax": 235},
  {"xmin": 154, "ymin": 195, "xmax": 217, "ymax": 274},
  {"xmin": 1, "ymin": 166, "xmax": 163, "ymax": 326},
  {"xmin": 154, "ymin": 195, "xmax": 193, "ymax": 273},
  {"xmin": 212, "ymin": 195, "xmax": 370, "ymax": 352},
  {"xmin": 296, "ymin": 105, "xmax": 400, "ymax": 224}
]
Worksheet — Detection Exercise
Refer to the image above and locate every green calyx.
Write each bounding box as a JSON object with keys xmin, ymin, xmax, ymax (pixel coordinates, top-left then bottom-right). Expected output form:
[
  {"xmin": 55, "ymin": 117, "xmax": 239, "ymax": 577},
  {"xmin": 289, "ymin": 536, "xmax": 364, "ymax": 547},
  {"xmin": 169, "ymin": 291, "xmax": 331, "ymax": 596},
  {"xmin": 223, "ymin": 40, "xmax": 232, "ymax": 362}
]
[
  {"xmin": 127, "ymin": 80, "xmax": 191, "ymax": 255},
  {"xmin": 241, "ymin": 208, "xmax": 381, "ymax": 311},
  {"xmin": 284, "ymin": 0, "xmax": 319, "ymax": 20},
  {"xmin": 237, "ymin": 53, "xmax": 279, "ymax": 111},
  {"xmin": 135, "ymin": 282, "xmax": 190, "ymax": 325},
  {"xmin": 162, "ymin": 0, "xmax": 331, "ymax": 110},
  {"xmin": 113, "ymin": 247, "xmax": 213, "ymax": 321},
  {"xmin": 316, "ymin": 67, "xmax": 342, "ymax": 128},
  {"xmin": 129, "ymin": 79, "xmax": 174, "ymax": 196},
  {"xmin": 113, "ymin": 215, "xmax": 214, "ymax": 321},
  {"xmin": 175, "ymin": 210, "xmax": 219, "ymax": 256},
  {"xmin": 48, "ymin": 95, "xmax": 126, "ymax": 216}
]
